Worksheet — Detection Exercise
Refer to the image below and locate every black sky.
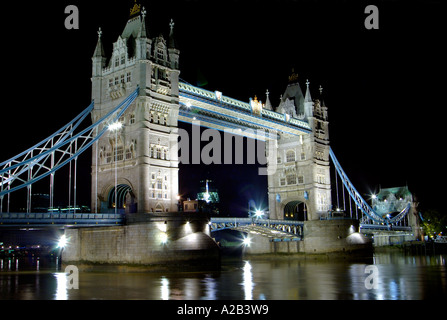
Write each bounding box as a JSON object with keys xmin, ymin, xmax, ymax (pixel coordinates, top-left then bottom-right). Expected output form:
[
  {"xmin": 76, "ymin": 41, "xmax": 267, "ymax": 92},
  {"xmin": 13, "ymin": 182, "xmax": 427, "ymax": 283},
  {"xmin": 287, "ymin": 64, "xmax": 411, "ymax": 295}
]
[{"xmin": 1, "ymin": 0, "xmax": 444, "ymax": 214}]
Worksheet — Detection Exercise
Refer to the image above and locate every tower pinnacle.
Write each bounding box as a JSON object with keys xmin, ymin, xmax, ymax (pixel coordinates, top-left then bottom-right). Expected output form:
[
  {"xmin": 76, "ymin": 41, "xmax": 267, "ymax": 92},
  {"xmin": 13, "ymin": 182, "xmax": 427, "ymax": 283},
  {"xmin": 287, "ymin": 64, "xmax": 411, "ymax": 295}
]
[
  {"xmin": 130, "ymin": 1, "xmax": 141, "ymax": 17},
  {"xmin": 304, "ymin": 79, "xmax": 312, "ymax": 103}
]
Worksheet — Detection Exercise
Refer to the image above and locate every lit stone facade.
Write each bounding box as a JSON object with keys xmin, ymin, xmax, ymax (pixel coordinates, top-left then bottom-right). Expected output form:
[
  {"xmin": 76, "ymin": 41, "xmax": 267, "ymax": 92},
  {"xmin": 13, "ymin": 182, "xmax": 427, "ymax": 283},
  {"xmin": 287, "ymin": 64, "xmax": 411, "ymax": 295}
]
[
  {"xmin": 267, "ymin": 78, "xmax": 332, "ymax": 221},
  {"xmin": 91, "ymin": 8, "xmax": 180, "ymax": 214}
]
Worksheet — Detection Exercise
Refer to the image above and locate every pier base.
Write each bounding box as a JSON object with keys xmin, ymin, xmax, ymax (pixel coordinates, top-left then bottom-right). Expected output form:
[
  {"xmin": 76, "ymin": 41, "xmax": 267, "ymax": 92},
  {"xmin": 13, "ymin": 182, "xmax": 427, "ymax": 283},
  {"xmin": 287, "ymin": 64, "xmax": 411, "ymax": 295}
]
[
  {"xmin": 62, "ymin": 213, "xmax": 220, "ymax": 271},
  {"xmin": 243, "ymin": 219, "xmax": 372, "ymax": 256}
]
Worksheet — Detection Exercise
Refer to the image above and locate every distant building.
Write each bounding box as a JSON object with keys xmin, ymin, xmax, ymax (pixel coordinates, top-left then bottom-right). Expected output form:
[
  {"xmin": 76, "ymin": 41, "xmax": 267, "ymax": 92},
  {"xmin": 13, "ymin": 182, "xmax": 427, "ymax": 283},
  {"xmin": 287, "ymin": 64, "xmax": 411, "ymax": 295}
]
[
  {"xmin": 372, "ymin": 186, "xmax": 413, "ymax": 217},
  {"xmin": 197, "ymin": 180, "xmax": 219, "ymax": 204}
]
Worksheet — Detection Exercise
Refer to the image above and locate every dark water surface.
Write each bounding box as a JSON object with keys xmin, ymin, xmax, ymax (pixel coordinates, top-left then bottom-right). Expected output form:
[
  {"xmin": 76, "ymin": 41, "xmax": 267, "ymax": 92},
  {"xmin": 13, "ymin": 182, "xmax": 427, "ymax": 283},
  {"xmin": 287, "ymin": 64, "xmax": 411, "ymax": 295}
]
[{"xmin": 1, "ymin": 252, "xmax": 446, "ymax": 300}]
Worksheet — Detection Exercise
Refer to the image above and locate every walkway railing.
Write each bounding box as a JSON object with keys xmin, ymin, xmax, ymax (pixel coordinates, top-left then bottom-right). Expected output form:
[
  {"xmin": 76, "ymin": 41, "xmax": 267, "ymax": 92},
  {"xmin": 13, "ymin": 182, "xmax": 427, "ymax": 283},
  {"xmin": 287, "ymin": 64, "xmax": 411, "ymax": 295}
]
[
  {"xmin": 0, "ymin": 212, "xmax": 123, "ymax": 227},
  {"xmin": 210, "ymin": 217, "xmax": 304, "ymax": 239}
]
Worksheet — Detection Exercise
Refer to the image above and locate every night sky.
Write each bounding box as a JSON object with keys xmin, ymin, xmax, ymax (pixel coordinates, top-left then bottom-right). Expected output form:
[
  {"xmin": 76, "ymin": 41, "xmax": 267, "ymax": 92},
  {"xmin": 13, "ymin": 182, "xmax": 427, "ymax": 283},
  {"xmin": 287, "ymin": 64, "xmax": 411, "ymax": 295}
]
[{"xmin": 1, "ymin": 0, "xmax": 443, "ymax": 215}]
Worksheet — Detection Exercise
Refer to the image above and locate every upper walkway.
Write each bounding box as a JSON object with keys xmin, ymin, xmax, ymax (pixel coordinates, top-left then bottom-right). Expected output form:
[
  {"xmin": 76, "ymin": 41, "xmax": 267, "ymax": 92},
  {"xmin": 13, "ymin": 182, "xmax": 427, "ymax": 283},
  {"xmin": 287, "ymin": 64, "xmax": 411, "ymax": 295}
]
[{"xmin": 178, "ymin": 82, "xmax": 311, "ymax": 140}]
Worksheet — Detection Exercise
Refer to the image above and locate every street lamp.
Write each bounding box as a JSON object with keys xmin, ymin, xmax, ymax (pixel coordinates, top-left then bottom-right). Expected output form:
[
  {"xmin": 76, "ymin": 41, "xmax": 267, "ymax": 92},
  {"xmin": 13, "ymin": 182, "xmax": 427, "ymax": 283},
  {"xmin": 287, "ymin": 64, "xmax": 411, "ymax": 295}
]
[
  {"xmin": 254, "ymin": 209, "xmax": 263, "ymax": 219},
  {"xmin": 109, "ymin": 121, "xmax": 122, "ymax": 214}
]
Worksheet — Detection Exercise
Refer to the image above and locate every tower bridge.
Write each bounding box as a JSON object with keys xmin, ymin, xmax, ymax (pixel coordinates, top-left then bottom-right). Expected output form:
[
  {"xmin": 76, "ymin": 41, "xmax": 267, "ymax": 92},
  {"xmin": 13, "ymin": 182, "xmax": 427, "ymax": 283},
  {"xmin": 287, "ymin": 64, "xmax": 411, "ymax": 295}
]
[{"xmin": 0, "ymin": 3, "xmax": 420, "ymax": 262}]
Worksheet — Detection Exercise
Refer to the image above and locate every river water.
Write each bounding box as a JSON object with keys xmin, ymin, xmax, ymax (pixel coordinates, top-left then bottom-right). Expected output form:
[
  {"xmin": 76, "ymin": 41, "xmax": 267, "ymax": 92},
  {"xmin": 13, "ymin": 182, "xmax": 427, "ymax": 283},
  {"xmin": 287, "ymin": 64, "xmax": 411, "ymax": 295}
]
[{"xmin": 0, "ymin": 252, "xmax": 446, "ymax": 300}]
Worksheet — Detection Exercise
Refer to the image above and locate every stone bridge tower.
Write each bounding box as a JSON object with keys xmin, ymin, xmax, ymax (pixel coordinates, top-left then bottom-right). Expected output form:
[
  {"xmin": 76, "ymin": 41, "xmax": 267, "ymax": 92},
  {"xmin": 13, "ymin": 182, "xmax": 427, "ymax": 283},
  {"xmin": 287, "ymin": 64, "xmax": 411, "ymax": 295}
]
[
  {"xmin": 90, "ymin": 3, "xmax": 180, "ymax": 214},
  {"xmin": 267, "ymin": 73, "xmax": 332, "ymax": 221}
]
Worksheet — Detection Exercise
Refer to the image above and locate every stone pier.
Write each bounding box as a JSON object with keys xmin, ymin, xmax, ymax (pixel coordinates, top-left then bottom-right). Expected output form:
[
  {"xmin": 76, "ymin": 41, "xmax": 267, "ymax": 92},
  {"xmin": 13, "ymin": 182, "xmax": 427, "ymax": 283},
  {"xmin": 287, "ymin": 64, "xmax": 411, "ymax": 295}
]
[
  {"xmin": 62, "ymin": 213, "xmax": 220, "ymax": 271},
  {"xmin": 244, "ymin": 219, "xmax": 372, "ymax": 256}
]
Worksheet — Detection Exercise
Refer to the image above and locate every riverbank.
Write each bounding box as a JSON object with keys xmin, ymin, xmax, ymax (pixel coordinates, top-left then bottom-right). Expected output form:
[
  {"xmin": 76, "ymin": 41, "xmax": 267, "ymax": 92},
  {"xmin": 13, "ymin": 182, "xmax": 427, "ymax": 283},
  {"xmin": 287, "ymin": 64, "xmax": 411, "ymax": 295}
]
[{"xmin": 374, "ymin": 241, "xmax": 447, "ymax": 255}]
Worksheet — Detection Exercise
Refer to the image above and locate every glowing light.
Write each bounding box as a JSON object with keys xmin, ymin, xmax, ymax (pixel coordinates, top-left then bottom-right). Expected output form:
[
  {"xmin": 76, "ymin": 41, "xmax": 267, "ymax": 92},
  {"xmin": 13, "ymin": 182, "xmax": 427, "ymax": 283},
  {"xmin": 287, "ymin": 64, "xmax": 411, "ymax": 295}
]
[
  {"xmin": 254, "ymin": 210, "xmax": 263, "ymax": 218},
  {"xmin": 242, "ymin": 261, "xmax": 253, "ymax": 300},
  {"xmin": 160, "ymin": 233, "xmax": 168, "ymax": 244},
  {"xmin": 242, "ymin": 236, "xmax": 251, "ymax": 247},
  {"xmin": 371, "ymin": 194, "xmax": 377, "ymax": 200},
  {"xmin": 156, "ymin": 222, "xmax": 167, "ymax": 233},
  {"xmin": 108, "ymin": 121, "xmax": 123, "ymax": 131},
  {"xmin": 57, "ymin": 235, "xmax": 67, "ymax": 248}
]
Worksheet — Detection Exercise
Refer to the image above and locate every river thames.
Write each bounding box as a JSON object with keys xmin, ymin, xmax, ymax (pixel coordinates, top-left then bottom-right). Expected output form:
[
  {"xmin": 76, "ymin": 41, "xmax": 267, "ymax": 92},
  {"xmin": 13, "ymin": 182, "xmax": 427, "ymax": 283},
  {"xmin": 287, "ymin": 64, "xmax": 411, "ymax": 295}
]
[{"xmin": 0, "ymin": 251, "xmax": 446, "ymax": 300}]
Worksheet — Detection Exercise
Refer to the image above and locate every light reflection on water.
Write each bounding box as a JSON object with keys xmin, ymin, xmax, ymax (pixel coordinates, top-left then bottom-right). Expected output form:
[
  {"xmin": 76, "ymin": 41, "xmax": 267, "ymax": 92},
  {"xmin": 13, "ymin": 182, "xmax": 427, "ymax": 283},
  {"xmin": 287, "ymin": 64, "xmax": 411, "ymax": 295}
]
[{"xmin": 1, "ymin": 252, "xmax": 446, "ymax": 300}]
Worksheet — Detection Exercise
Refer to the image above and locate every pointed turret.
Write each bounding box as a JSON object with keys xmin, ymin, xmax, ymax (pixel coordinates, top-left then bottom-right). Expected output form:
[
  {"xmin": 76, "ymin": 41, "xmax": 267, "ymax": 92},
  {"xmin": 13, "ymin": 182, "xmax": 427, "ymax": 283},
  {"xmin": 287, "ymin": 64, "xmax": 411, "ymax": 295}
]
[
  {"xmin": 92, "ymin": 27, "xmax": 107, "ymax": 103},
  {"xmin": 136, "ymin": 7, "xmax": 150, "ymax": 60},
  {"xmin": 304, "ymin": 79, "xmax": 313, "ymax": 120},
  {"xmin": 137, "ymin": 7, "xmax": 148, "ymax": 39},
  {"xmin": 304, "ymin": 79, "xmax": 312, "ymax": 103},
  {"xmin": 264, "ymin": 89, "xmax": 273, "ymax": 110},
  {"xmin": 93, "ymin": 27, "xmax": 105, "ymax": 58},
  {"xmin": 168, "ymin": 19, "xmax": 176, "ymax": 49},
  {"xmin": 168, "ymin": 19, "xmax": 180, "ymax": 69},
  {"xmin": 92, "ymin": 28, "xmax": 106, "ymax": 77},
  {"xmin": 318, "ymin": 85, "xmax": 328, "ymax": 121}
]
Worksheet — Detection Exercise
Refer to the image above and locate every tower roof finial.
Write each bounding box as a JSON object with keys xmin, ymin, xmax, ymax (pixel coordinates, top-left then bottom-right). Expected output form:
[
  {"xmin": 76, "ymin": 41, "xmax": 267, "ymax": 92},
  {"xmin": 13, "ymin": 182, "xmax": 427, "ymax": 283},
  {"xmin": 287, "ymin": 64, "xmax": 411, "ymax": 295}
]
[
  {"xmin": 288, "ymin": 68, "xmax": 298, "ymax": 83},
  {"xmin": 130, "ymin": 0, "xmax": 141, "ymax": 17}
]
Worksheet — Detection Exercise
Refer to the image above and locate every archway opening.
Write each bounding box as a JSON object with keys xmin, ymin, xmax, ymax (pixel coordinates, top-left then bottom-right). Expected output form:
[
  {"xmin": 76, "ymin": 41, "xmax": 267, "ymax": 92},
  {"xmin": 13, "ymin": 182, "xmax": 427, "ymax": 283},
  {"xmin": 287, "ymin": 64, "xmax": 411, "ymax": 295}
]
[
  {"xmin": 284, "ymin": 200, "xmax": 307, "ymax": 221},
  {"xmin": 108, "ymin": 184, "xmax": 132, "ymax": 213}
]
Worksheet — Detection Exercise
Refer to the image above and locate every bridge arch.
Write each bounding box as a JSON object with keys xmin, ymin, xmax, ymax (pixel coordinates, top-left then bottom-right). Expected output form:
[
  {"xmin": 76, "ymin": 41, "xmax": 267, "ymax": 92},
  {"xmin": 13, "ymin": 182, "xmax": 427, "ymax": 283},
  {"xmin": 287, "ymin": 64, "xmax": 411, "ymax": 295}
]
[
  {"xmin": 107, "ymin": 184, "xmax": 136, "ymax": 213},
  {"xmin": 283, "ymin": 200, "xmax": 307, "ymax": 221}
]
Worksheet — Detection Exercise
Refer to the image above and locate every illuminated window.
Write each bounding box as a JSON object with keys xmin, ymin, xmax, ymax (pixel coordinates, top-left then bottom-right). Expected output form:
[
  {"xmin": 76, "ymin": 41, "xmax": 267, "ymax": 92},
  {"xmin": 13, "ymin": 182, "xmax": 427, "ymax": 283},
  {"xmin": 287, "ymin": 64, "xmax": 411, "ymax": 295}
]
[
  {"xmin": 286, "ymin": 150, "xmax": 296, "ymax": 162},
  {"xmin": 317, "ymin": 174, "xmax": 325, "ymax": 184},
  {"xmin": 287, "ymin": 174, "xmax": 297, "ymax": 185},
  {"xmin": 105, "ymin": 152, "xmax": 112, "ymax": 164},
  {"xmin": 129, "ymin": 114, "xmax": 135, "ymax": 124},
  {"xmin": 125, "ymin": 147, "xmax": 132, "ymax": 160},
  {"xmin": 116, "ymin": 145, "xmax": 124, "ymax": 161},
  {"xmin": 157, "ymin": 47, "xmax": 164, "ymax": 60},
  {"xmin": 298, "ymin": 176, "xmax": 304, "ymax": 184}
]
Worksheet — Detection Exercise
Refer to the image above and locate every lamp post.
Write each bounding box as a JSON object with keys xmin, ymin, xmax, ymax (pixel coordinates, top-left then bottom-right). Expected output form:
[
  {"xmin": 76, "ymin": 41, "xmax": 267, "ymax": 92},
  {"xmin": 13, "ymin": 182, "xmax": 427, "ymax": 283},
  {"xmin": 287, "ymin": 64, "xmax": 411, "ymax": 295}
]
[{"xmin": 109, "ymin": 121, "xmax": 122, "ymax": 214}]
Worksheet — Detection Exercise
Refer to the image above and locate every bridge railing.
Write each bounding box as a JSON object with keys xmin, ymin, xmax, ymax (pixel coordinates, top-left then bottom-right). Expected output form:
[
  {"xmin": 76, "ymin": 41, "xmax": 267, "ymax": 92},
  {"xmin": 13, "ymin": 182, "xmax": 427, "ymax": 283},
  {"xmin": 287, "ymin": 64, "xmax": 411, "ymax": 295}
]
[
  {"xmin": 210, "ymin": 217, "xmax": 304, "ymax": 238},
  {"xmin": 0, "ymin": 212, "xmax": 124, "ymax": 226}
]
